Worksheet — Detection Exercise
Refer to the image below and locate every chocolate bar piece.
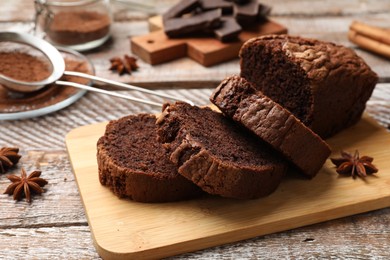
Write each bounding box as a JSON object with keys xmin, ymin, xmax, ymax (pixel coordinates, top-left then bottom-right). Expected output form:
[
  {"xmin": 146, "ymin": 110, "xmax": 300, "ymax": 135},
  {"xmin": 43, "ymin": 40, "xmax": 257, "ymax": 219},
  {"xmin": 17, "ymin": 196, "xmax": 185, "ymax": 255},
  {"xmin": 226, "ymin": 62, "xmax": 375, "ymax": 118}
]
[
  {"xmin": 163, "ymin": 0, "xmax": 201, "ymax": 21},
  {"xmin": 200, "ymin": 0, "xmax": 233, "ymax": 14},
  {"xmin": 214, "ymin": 17, "xmax": 242, "ymax": 42},
  {"xmin": 164, "ymin": 9, "xmax": 222, "ymax": 37},
  {"xmin": 234, "ymin": 0, "xmax": 261, "ymax": 26}
]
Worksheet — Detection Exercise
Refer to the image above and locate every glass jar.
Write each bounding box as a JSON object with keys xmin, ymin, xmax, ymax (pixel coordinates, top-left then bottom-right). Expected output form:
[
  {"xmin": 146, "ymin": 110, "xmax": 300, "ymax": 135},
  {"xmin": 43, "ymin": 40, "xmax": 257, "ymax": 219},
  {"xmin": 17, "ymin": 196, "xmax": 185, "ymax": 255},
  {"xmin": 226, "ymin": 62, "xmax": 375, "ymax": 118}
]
[{"xmin": 34, "ymin": 0, "xmax": 112, "ymax": 51}]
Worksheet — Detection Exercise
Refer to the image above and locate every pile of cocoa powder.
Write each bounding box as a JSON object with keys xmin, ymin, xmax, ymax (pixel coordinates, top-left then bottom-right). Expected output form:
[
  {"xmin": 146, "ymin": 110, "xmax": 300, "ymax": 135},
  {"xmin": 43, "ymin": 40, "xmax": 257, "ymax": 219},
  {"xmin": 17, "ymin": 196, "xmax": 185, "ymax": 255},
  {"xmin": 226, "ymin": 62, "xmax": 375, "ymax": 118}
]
[
  {"xmin": 0, "ymin": 51, "xmax": 92, "ymax": 113},
  {"xmin": 47, "ymin": 11, "xmax": 111, "ymax": 45}
]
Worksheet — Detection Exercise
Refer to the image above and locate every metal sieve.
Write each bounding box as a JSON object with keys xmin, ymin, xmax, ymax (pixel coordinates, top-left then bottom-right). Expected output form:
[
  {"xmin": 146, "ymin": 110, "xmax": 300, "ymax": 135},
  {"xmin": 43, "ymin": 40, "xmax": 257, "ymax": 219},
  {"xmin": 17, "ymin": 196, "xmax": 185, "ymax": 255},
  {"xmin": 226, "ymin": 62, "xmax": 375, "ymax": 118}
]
[{"xmin": 0, "ymin": 32, "xmax": 194, "ymax": 107}]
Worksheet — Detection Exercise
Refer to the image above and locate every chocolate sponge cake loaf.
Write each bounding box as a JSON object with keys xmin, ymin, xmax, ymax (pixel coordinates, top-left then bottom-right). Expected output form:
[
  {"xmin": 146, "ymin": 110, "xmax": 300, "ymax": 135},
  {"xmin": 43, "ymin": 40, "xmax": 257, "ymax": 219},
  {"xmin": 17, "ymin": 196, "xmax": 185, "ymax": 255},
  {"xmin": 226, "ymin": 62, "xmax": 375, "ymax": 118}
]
[
  {"xmin": 211, "ymin": 75, "xmax": 331, "ymax": 178},
  {"xmin": 239, "ymin": 35, "xmax": 378, "ymax": 138},
  {"xmin": 97, "ymin": 114, "xmax": 202, "ymax": 203},
  {"xmin": 157, "ymin": 102, "xmax": 288, "ymax": 199}
]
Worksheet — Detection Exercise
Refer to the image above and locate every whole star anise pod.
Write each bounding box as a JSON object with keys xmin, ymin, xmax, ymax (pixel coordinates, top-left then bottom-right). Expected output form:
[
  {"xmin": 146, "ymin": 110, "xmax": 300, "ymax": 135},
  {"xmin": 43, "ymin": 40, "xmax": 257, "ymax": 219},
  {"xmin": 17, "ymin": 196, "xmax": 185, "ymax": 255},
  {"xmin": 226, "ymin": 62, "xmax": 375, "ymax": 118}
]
[
  {"xmin": 109, "ymin": 55, "xmax": 139, "ymax": 75},
  {"xmin": 4, "ymin": 168, "xmax": 48, "ymax": 203},
  {"xmin": 330, "ymin": 150, "xmax": 378, "ymax": 178},
  {"xmin": 0, "ymin": 147, "xmax": 21, "ymax": 173}
]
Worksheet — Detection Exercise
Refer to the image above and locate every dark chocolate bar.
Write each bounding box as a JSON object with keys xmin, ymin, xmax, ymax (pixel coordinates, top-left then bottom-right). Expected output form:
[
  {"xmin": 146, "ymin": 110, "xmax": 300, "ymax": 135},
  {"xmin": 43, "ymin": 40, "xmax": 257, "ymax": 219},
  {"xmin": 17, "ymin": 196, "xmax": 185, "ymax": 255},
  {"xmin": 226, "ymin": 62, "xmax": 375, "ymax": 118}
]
[
  {"xmin": 164, "ymin": 9, "xmax": 222, "ymax": 37},
  {"xmin": 214, "ymin": 17, "xmax": 242, "ymax": 42},
  {"xmin": 163, "ymin": 0, "xmax": 201, "ymax": 20},
  {"xmin": 200, "ymin": 0, "xmax": 233, "ymax": 14}
]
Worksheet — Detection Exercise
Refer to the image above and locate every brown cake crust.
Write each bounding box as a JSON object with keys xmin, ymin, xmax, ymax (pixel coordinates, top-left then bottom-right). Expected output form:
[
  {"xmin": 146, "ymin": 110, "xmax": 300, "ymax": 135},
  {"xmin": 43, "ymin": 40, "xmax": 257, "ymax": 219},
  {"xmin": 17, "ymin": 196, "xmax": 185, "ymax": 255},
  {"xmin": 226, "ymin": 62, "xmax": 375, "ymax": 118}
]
[
  {"xmin": 211, "ymin": 75, "xmax": 331, "ymax": 177},
  {"xmin": 239, "ymin": 34, "xmax": 378, "ymax": 138},
  {"xmin": 97, "ymin": 114, "xmax": 202, "ymax": 203},
  {"xmin": 157, "ymin": 102, "xmax": 288, "ymax": 199}
]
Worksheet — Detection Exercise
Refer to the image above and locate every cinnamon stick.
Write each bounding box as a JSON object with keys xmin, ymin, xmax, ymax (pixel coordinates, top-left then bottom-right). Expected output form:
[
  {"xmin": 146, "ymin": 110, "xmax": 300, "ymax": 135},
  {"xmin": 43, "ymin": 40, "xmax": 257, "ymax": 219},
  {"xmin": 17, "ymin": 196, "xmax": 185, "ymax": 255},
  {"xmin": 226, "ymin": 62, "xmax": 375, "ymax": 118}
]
[
  {"xmin": 350, "ymin": 21, "xmax": 390, "ymax": 46},
  {"xmin": 348, "ymin": 29, "xmax": 390, "ymax": 59},
  {"xmin": 349, "ymin": 21, "xmax": 390, "ymax": 59}
]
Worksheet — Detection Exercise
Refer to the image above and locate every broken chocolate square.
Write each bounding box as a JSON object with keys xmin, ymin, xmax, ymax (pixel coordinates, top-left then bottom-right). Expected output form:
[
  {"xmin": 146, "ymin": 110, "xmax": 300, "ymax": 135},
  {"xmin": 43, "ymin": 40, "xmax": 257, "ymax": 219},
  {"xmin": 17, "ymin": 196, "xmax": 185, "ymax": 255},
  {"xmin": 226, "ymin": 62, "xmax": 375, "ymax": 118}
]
[
  {"xmin": 164, "ymin": 9, "xmax": 222, "ymax": 37},
  {"xmin": 163, "ymin": 0, "xmax": 201, "ymax": 21},
  {"xmin": 234, "ymin": 0, "xmax": 261, "ymax": 26},
  {"xmin": 214, "ymin": 17, "xmax": 242, "ymax": 42},
  {"xmin": 226, "ymin": 0, "xmax": 250, "ymax": 4},
  {"xmin": 200, "ymin": 0, "xmax": 233, "ymax": 14},
  {"xmin": 258, "ymin": 3, "xmax": 271, "ymax": 21}
]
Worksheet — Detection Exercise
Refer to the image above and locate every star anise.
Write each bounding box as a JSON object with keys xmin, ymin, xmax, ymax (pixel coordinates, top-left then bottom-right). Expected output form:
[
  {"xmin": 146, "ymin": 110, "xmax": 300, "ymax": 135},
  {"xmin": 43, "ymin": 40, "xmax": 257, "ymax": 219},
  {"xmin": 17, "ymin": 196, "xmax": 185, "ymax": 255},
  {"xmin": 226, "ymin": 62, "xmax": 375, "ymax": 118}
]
[
  {"xmin": 0, "ymin": 147, "xmax": 21, "ymax": 173},
  {"xmin": 109, "ymin": 55, "xmax": 139, "ymax": 75},
  {"xmin": 4, "ymin": 168, "xmax": 48, "ymax": 203},
  {"xmin": 330, "ymin": 150, "xmax": 378, "ymax": 178}
]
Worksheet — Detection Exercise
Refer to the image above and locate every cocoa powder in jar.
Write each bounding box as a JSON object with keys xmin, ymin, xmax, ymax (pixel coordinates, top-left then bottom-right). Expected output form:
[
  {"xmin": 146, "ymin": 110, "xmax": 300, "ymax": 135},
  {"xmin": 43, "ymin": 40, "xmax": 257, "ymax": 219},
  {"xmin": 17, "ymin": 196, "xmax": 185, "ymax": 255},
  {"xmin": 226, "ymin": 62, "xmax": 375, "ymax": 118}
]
[{"xmin": 46, "ymin": 11, "xmax": 111, "ymax": 45}]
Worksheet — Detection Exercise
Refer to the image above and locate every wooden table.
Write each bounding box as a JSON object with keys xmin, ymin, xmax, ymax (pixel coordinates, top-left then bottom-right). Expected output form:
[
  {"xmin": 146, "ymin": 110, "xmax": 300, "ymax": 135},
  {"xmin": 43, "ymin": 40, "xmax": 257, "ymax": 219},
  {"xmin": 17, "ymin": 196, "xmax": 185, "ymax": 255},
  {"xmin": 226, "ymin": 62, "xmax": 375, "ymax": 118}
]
[{"xmin": 1, "ymin": 0, "xmax": 390, "ymax": 259}]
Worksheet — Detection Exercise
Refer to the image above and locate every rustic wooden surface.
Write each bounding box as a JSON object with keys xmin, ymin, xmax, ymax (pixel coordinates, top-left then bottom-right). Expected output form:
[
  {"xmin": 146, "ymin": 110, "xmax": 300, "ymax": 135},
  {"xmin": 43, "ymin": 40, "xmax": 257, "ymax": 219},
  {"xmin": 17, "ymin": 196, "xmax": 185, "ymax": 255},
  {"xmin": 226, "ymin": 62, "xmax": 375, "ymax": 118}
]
[{"xmin": 0, "ymin": 0, "xmax": 390, "ymax": 259}]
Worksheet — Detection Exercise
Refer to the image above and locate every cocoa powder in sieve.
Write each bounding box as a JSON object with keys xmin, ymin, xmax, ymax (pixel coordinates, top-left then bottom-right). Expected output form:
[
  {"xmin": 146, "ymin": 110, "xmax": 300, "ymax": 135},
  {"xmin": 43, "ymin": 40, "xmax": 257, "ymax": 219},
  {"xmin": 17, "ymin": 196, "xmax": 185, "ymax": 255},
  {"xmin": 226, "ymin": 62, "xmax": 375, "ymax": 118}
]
[
  {"xmin": 0, "ymin": 52, "xmax": 92, "ymax": 113},
  {"xmin": 46, "ymin": 11, "xmax": 111, "ymax": 45},
  {"xmin": 0, "ymin": 52, "xmax": 51, "ymax": 82}
]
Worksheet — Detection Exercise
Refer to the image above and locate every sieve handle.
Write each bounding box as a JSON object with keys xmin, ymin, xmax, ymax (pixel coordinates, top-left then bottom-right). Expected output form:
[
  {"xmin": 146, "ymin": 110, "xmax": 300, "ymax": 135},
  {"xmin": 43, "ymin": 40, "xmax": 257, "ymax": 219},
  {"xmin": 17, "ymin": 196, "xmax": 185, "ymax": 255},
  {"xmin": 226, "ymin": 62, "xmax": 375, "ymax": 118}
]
[
  {"xmin": 63, "ymin": 71, "xmax": 195, "ymax": 106},
  {"xmin": 55, "ymin": 80, "xmax": 162, "ymax": 107}
]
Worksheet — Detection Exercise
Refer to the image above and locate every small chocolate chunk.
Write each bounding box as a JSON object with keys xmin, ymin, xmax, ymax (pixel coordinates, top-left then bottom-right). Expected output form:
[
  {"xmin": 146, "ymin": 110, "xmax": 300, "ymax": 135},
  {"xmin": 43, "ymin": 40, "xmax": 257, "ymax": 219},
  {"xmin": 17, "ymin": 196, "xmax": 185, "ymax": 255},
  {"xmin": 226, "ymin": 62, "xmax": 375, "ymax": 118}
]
[
  {"xmin": 200, "ymin": 0, "xmax": 233, "ymax": 14},
  {"xmin": 234, "ymin": 0, "xmax": 260, "ymax": 26},
  {"xmin": 164, "ymin": 9, "xmax": 222, "ymax": 38},
  {"xmin": 214, "ymin": 17, "xmax": 242, "ymax": 42},
  {"xmin": 163, "ymin": 0, "xmax": 201, "ymax": 21}
]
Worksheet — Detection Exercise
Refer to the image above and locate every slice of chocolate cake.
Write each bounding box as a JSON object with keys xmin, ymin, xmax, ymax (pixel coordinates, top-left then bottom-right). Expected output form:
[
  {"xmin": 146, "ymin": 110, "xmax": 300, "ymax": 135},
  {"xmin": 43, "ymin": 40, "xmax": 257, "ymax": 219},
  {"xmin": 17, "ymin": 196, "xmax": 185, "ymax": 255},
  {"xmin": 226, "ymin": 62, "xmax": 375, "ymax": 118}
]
[
  {"xmin": 210, "ymin": 76, "xmax": 331, "ymax": 178},
  {"xmin": 239, "ymin": 35, "xmax": 378, "ymax": 138},
  {"xmin": 97, "ymin": 114, "xmax": 202, "ymax": 203},
  {"xmin": 156, "ymin": 102, "xmax": 288, "ymax": 199}
]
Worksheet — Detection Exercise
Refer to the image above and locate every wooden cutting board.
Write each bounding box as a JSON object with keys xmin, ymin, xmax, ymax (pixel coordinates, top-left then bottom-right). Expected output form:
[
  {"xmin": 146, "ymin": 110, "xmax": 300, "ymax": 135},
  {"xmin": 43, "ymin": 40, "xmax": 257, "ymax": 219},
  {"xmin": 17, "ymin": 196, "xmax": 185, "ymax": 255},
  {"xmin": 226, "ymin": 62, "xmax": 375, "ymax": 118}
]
[
  {"xmin": 66, "ymin": 114, "xmax": 390, "ymax": 260},
  {"xmin": 131, "ymin": 16, "xmax": 287, "ymax": 67}
]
